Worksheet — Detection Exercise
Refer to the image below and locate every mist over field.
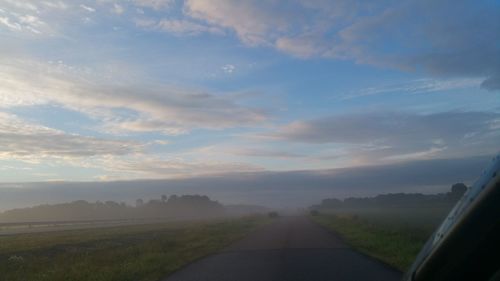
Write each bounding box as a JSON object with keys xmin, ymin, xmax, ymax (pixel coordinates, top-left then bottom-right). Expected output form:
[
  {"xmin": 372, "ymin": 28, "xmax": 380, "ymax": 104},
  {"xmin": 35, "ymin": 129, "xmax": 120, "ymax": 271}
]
[{"xmin": 0, "ymin": 156, "xmax": 489, "ymax": 212}]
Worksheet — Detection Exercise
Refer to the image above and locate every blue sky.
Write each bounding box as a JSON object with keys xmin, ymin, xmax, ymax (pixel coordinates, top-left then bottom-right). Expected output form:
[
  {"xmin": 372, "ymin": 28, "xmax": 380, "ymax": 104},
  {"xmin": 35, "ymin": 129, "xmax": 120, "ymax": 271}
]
[{"xmin": 0, "ymin": 0, "xmax": 499, "ymax": 184}]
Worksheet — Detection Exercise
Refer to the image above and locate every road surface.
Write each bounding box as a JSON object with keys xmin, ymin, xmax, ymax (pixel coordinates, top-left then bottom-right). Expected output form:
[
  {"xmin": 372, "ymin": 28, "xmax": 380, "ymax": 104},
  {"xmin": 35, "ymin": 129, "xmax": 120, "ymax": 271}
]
[{"xmin": 163, "ymin": 216, "xmax": 402, "ymax": 281}]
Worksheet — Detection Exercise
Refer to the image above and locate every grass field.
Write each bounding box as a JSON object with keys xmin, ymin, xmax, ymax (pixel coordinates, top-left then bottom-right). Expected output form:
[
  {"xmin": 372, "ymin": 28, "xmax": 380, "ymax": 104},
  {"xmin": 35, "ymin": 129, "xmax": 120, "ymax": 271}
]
[
  {"xmin": 0, "ymin": 216, "xmax": 269, "ymax": 281},
  {"xmin": 311, "ymin": 208, "xmax": 450, "ymax": 271}
]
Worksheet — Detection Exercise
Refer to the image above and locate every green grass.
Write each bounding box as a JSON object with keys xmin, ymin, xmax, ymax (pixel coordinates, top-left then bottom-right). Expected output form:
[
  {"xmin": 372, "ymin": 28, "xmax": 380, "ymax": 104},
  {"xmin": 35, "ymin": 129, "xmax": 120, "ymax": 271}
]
[
  {"xmin": 312, "ymin": 212, "xmax": 439, "ymax": 271},
  {"xmin": 0, "ymin": 216, "xmax": 269, "ymax": 281}
]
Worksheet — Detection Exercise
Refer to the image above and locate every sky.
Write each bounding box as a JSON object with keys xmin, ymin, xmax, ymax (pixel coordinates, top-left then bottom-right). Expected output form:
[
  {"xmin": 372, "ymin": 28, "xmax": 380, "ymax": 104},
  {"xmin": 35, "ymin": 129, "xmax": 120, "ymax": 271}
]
[{"xmin": 0, "ymin": 0, "xmax": 499, "ymax": 207}]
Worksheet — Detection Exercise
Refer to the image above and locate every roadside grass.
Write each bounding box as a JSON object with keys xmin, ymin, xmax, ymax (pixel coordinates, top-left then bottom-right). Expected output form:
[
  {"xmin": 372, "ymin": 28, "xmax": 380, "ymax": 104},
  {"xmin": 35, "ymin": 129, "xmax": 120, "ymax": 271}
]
[
  {"xmin": 311, "ymin": 210, "xmax": 444, "ymax": 271},
  {"xmin": 0, "ymin": 216, "xmax": 269, "ymax": 281}
]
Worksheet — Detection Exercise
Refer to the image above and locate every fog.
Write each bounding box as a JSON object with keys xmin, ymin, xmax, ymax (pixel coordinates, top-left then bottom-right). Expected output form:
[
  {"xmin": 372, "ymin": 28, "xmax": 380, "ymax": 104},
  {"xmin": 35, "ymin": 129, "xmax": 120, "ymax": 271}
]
[{"xmin": 0, "ymin": 156, "xmax": 489, "ymax": 212}]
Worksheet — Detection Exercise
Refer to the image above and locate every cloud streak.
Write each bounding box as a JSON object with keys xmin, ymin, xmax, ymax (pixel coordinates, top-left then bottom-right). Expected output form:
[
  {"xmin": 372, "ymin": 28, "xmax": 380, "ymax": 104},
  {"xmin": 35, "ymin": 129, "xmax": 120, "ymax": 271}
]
[
  {"xmin": 93, "ymin": 155, "xmax": 262, "ymax": 181},
  {"xmin": 135, "ymin": 17, "xmax": 225, "ymax": 36},
  {"xmin": 341, "ymin": 78, "xmax": 483, "ymax": 100},
  {"xmin": 0, "ymin": 112, "xmax": 142, "ymax": 161},
  {"xmin": 0, "ymin": 58, "xmax": 267, "ymax": 135},
  {"xmin": 0, "ymin": 111, "xmax": 263, "ymax": 179},
  {"xmin": 274, "ymin": 111, "xmax": 500, "ymax": 162}
]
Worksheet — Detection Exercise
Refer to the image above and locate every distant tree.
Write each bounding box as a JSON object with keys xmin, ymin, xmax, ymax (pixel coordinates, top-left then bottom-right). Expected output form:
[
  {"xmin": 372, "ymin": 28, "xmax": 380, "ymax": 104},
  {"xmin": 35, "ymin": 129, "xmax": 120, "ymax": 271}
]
[
  {"xmin": 268, "ymin": 211, "xmax": 279, "ymax": 218},
  {"xmin": 451, "ymin": 183, "xmax": 467, "ymax": 198},
  {"xmin": 136, "ymin": 198, "xmax": 144, "ymax": 207},
  {"xmin": 310, "ymin": 209, "xmax": 320, "ymax": 216},
  {"xmin": 105, "ymin": 201, "xmax": 119, "ymax": 207},
  {"xmin": 168, "ymin": 195, "xmax": 178, "ymax": 202},
  {"xmin": 321, "ymin": 198, "xmax": 342, "ymax": 208},
  {"xmin": 0, "ymin": 194, "xmax": 225, "ymax": 222}
]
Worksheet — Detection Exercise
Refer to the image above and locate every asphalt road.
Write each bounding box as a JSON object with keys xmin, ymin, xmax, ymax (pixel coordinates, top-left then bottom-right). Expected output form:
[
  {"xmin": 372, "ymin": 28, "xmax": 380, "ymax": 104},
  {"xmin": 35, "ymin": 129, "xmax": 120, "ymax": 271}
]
[{"xmin": 163, "ymin": 216, "xmax": 402, "ymax": 281}]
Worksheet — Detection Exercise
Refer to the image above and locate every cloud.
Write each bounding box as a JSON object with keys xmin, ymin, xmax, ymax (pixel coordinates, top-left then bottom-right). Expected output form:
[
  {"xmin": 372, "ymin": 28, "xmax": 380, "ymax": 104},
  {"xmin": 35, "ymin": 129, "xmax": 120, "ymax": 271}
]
[
  {"xmin": 274, "ymin": 111, "xmax": 500, "ymax": 162},
  {"xmin": 41, "ymin": 1, "xmax": 67, "ymax": 10},
  {"xmin": 178, "ymin": 0, "xmax": 500, "ymax": 90},
  {"xmin": 111, "ymin": 3, "xmax": 125, "ymax": 14},
  {"xmin": 0, "ymin": 111, "xmax": 263, "ymax": 179},
  {"xmin": 0, "ymin": 58, "xmax": 267, "ymax": 135},
  {"xmin": 0, "ymin": 155, "xmax": 492, "ymax": 209},
  {"xmin": 0, "ymin": 16, "xmax": 21, "ymax": 31},
  {"xmin": 341, "ymin": 78, "xmax": 483, "ymax": 100},
  {"xmin": 0, "ymin": 7, "xmax": 50, "ymax": 34},
  {"xmin": 0, "ymin": 0, "xmax": 38, "ymax": 12},
  {"xmin": 275, "ymin": 36, "xmax": 325, "ymax": 58},
  {"xmin": 152, "ymin": 140, "xmax": 169, "ymax": 145},
  {"xmin": 2, "ymin": 1, "xmax": 496, "ymax": 89},
  {"xmin": 221, "ymin": 64, "xmax": 235, "ymax": 73},
  {"xmin": 0, "ymin": 112, "xmax": 142, "ymax": 161},
  {"xmin": 80, "ymin": 4, "xmax": 95, "ymax": 13},
  {"xmin": 481, "ymin": 75, "xmax": 500, "ymax": 91},
  {"xmin": 184, "ymin": 0, "xmax": 294, "ymax": 46},
  {"xmin": 133, "ymin": 0, "xmax": 175, "ymax": 10},
  {"xmin": 0, "ymin": 0, "xmax": 68, "ymax": 35},
  {"xmin": 156, "ymin": 19, "xmax": 224, "ymax": 35},
  {"xmin": 334, "ymin": 1, "xmax": 500, "ymax": 90},
  {"xmin": 228, "ymin": 148, "xmax": 304, "ymax": 159},
  {"xmin": 93, "ymin": 155, "xmax": 263, "ymax": 180}
]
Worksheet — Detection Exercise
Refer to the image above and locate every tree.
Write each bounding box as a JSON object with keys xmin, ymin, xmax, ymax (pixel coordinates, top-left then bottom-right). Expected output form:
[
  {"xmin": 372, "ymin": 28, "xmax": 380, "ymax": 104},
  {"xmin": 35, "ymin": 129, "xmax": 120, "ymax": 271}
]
[
  {"xmin": 161, "ymin": 194, "xmax": 168, "ymax": 202},
  {"xmin": 451, "ymin": 183, "xmax": 467, "ymax": 198},
  {"xmin": 136, "ymin": 198, "xmax": 144, "ymax": 207},
  {"xmin": 168, "ymin": 195, "xmax": 178, "ymax": 202}
]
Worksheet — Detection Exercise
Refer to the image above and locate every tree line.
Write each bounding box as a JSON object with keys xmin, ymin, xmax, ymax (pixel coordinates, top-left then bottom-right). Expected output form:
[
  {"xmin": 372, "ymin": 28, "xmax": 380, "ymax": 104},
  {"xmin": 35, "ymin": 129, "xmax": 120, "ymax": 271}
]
[
  {"xmin": 0, "ymin": 194, "xmax": 225, "ymax": 222},
  {"xmin": 311, "ymin": 183, "xmax": 468, "ymax": 210}
]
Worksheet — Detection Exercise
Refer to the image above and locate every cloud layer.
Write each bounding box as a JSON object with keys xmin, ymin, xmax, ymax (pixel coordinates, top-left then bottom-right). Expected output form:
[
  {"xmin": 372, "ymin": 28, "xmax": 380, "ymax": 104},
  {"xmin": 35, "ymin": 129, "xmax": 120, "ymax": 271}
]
[
  {"xmin": 275, "ymin": 111, "xmax": 500, "ymax": 162},
  {"xmin": 1, "ymin": 1, "xmax": 498, "ymax": 89},
  {"xmin": 181, "ymin": 0, "xmax": 500, "ymax": 90},
  {"xmin": 0, "ymin": 112, "xmax": 141, "ymax": 161},
  {"xmin": 0, "ymin": 155, "xmax": 492, "ymax": 210},
  {"xmin": 0, "ymin": 0, "xmax": 497, "ymax": 184},
  {"xmin": 0, "ymin": 58, "xmax": 267, "ymax": 135}
]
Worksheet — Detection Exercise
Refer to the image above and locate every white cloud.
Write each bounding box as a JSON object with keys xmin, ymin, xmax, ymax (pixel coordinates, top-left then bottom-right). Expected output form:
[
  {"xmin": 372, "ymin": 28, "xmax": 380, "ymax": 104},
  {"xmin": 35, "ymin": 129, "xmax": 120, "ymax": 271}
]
[
  {"xmin": 222, "ymin": 64, "xmax": 235, "ymax": 74},
  {"xmin": 184, "ymin": 0, "xmax": 294, "ymax": 45},
  {"xmin": 1, "ymin": 0, "xmax": 39, "ymax": 12},
  {"xmin": 180, "ymin": 0, "xmax": 500, "ymax": 90},
  {"xmin": 152, "ymin": 140, "xmax": 170, "ymax": 145},
  {"xmin": 80, "ymin": 4, "xmax": 95, "ymax": 13},
  {"xmin": 382, "ymin": 146, "xmax": 447, "ymax": 162},
  {"xmin": 41, "ymin": 1, "xmax": 67, "ymax": 10},
  {"xmin": 0, "ymin": 58, "xmax": 267, "ymax": 135},
  {"xmin": 341, "ymin": 78, "xmax": 483, "ymax": 100},
  {"xmin": 0, "ymin": 16, "xmax": 21, "ymax": 31},
  {"xmin": 0, "ymin": 0, "xmax": 69, "ymax": 35},
  {"xmin": 0, "ymin": 0, "xmax": 497, "ymax": 91},
  {"xmin": 0, "ymin": 112, "xmax": 143, "ymax": 161},
  {"xmin": 135, "ymin": 17, "xmax": 224, "ymax": 36},
  {"xmin": 102, "ymin": 119, "xmax": 187, "ymax": 136},
  {"xmin": 133, "ymin": 0, "xmax": 174, "ymax": 10},
  {"xmin": 0, "ymin": 111, "xmax": 263, "ymax": 179},
  {"xmin": 134, "ymin": 17, "xmax": 157, "ymax": 27},
  {"xmin": 275, "ymin": 36, "xmax": 325, "ymax": 58},
  {"xmin": 228, "ymin": 147, "xmax": 304, "ymax": 159},
  {"xmin": 112, "ymin": 3, "xmax": 124, "ymax": 15},
  {"xmin": 93, "ymin": 155, "xmax": 262, "ymax": 180},
  {"xmin": 156, "ymin": 18, "xmax": 223, "ymax": 35},
  {"xmin": 182, "ymin": 0, "xmax": 357, "ymax": 50},
  {"xmin": 0, "ymin": 10, "xmax": 49, "ymax": 34}
]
